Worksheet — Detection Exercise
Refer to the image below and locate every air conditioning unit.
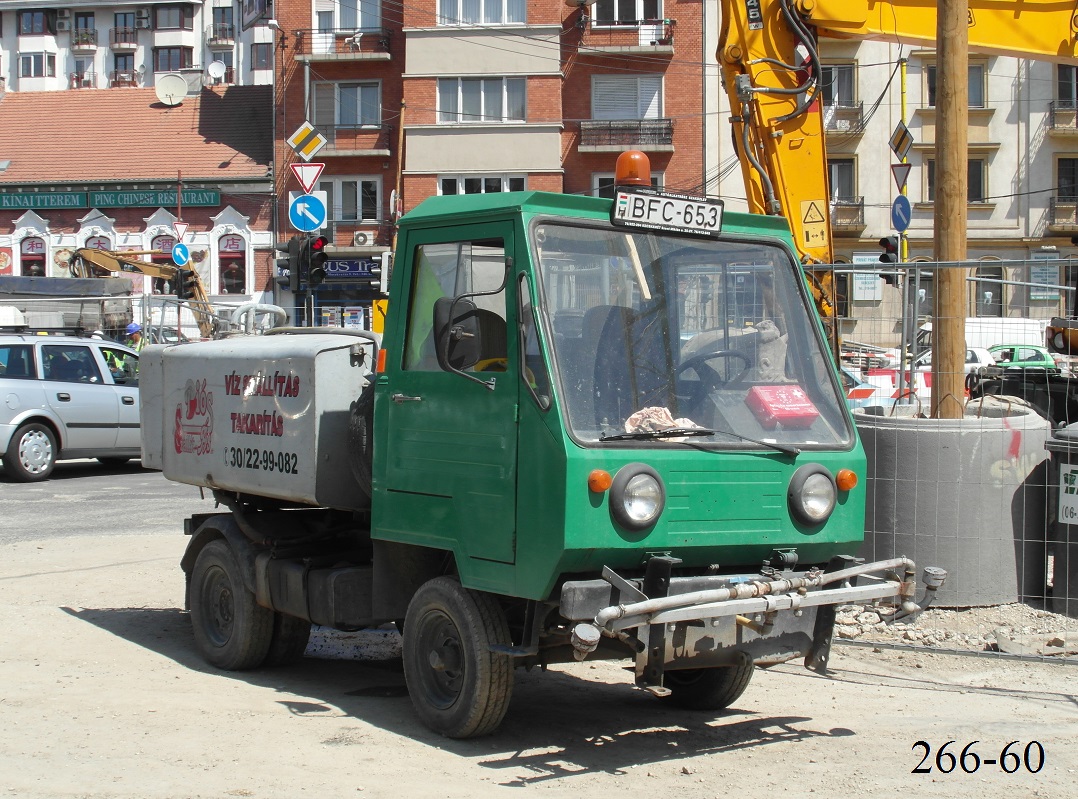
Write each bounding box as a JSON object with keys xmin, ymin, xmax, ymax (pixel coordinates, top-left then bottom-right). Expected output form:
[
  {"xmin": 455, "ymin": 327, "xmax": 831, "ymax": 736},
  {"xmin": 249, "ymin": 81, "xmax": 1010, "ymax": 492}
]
[
  {"xmin": 136, "ymin": 7, "xmax": 151, "ymax": 19},
  {"xmin": 57, "ymin": 8, "xmax": 71, "ymax": 19},
  {"xmin": 56, "ymin": 19, "xmax": 72, "ymax": 32},
  {"xmin": 353, "ymin": 231, "xmax": 373, "ymax": 246}
]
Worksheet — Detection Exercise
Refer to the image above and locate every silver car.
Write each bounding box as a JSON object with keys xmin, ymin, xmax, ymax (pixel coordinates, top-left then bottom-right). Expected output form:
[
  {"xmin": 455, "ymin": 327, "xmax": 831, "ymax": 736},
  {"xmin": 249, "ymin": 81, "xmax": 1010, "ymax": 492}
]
[{"xmin": 0, "ymin": 333, "xmax": 141, "ymax": 481}]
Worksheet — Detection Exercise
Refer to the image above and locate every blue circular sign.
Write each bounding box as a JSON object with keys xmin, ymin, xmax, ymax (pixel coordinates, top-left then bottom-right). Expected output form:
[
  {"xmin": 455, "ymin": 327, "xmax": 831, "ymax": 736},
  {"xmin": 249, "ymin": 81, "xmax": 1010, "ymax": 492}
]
[
  {"xmin": 891, "ymin": 194, "xmax": 912, "ymax": 233},
  {"xmin": 171, "ymin": 242, "xmax": 190, "ymax": 266},
  {"xmin": 289, "ymin": 193, "xmax": 327, "ymax": 233}
]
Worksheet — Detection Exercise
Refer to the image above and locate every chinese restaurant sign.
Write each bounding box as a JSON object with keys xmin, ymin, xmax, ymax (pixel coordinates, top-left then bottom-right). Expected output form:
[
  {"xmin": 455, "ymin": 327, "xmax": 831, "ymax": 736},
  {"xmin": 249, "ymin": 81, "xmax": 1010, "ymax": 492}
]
[{"xmin": 0, "ymin": 190, "xmax": 221, "ymax": 210}]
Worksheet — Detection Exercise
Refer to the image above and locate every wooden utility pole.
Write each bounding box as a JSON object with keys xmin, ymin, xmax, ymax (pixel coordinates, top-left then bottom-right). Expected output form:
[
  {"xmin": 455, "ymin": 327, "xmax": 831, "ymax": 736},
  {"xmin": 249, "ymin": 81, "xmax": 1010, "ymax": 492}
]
[{"xmin": 931, "ymin": 0, "xmax": 968, "ymax": 419}]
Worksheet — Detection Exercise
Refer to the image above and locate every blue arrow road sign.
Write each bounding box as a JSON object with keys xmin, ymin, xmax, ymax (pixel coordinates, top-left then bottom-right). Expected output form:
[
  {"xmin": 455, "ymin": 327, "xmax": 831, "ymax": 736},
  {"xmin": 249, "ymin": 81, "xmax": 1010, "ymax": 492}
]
[
  {"xmin": 171, "ymin": 242, "xmax": 190, "ymax": 266},
  {"xmin": 891, "ymin": 194, "xmax": 912, "ymax": 233},
  {"xmin": 289, "ymin": 191, "xmax": 327, "ymax": 232}
]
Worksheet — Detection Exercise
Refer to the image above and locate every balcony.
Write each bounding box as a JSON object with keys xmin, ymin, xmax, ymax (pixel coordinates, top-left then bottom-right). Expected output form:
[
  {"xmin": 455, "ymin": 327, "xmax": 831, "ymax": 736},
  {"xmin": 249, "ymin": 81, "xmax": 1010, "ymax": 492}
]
[
  {"xmin": 830, "ymin": 196, "xmax": 866, "ymax": 234},
  {"xmin": 207, "ymin": 23, "xmax": 236, "ymax": 48},
  {"xmin": 1049, "ymin": 101, "xmax": 1078, "ymax": 136},
  {"xmin": 110, "ymin": 27, "xmax": 139, "ymax": 50},
  {"xmin": 69, "ymin": 71, "xmax": 98, "ymax": 89},
  {"xmin": 208, "ymin": 66, "xmax": 235, "ymax": 86},
  {"xmin": 70, "ymin": 28, "xmax": 99, "ymax": 54},
  {"xmin": 584, "ymin": 18, "xmax": 675, "ymax": 54},
  {"xmin": 293, "ymin": 27, "xmax": 392, "ymax": 61},
  {"xmin": 823, "ymin": 102, "xmax": 864, "ymax": 137},
  {"xmin": 110, "ymin": 70, "xmax": 140, "ymax": 88},
  {"xmin": 320, "ymin": 124, "xmax": 394, "ymax": 156},
  {"xmin": 1048, "ymin": 196, "xmax": 1078, "ymax": 232},
  {"xmin": 578, "ymin": 119, "xmax": 674, "ymax": 152}
]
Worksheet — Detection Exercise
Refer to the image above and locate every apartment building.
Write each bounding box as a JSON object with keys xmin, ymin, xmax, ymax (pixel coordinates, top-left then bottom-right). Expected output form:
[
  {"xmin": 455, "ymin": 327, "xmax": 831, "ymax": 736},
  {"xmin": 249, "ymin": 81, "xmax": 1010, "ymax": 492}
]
[
  {"xmin": 0, "ymin": 1, "xmax": 275, "ymax": 92},
  {"xmin": 272, "ymin": 0, "xmax": 706, "ymax": 324}
]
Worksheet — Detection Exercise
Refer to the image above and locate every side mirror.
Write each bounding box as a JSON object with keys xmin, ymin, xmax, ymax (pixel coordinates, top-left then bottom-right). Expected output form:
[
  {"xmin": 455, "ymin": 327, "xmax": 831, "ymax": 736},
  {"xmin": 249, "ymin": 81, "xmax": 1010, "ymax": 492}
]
[{"xmin": 434, "ymin": 297, "xmax": 482, "ymax": 372}]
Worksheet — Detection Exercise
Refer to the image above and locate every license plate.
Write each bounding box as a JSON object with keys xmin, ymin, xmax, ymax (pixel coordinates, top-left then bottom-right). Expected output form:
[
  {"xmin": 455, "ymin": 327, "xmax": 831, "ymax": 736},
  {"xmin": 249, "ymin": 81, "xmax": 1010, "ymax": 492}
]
[{"xmin": 611, "ymin": 187, "xmax": 724, "ymax": 237}]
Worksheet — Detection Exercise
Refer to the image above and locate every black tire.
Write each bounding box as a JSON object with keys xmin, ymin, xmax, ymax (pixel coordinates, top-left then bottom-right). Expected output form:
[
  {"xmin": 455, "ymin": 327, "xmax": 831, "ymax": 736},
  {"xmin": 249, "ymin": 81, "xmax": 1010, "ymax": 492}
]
[
  {"xmin": 347, "ymin": 381, "xmax": 375, "ymax": 504},
  {"xmin": 189, "ymin": 539, "xmax": 274, "ymax": 670},
  {"xmin": 97, "ymin": 457, "xmax": 130, "ymax": 468},
  {"xmin": 4, "ymin": 422, "xmax": 57, "ymax": 482},
  {"xmin": 262, "ymin": 613, "xmax": 312, "ymax": 667},
  {"xmin": 662, "ymin": 656, "xmax": 754, "ymax": 711},
  {"xmin": 402, "ymin": 576, "xmax": 513, "ymax": 738}
]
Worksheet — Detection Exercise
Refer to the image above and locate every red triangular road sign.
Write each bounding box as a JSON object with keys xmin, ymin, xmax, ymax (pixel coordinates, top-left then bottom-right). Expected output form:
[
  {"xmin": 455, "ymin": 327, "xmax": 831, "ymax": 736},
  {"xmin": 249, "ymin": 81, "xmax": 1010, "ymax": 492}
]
[
  {"xmin": 291, "ymin": 162, "xmax": 325, "ymax": 194},
  {"xmin": 891, "ymin": 163, "xmax": 912, "ymax": 192},
  {"xmin": 174, "ymin": 222, "xmax": 188, "ymax": 242}
]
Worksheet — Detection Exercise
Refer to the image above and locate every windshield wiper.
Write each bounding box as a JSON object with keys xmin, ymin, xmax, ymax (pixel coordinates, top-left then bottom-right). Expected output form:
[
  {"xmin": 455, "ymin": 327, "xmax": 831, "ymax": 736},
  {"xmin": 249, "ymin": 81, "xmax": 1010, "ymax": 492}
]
[{"xmin": 600, "ymin": 428, "xmax": 801, "ymax": 456}]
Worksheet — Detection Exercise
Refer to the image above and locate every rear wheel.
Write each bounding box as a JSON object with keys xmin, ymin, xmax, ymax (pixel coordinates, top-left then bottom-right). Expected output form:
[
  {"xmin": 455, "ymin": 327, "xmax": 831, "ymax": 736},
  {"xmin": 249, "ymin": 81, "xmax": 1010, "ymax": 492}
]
[
  {"xmin": 4, "ymin": 422, "xmax": 57, "ymax": 482},
  {"xmin": 402, "ymin": 576, "xmax": 513, "ymax": 738},
  {"xmin": 189, "ymin": 539, "xmax": 273, "ymax": 670},
  {"xmin": 662, "ymin": 656, "xmax": 754, "ymax": 711},
  {"xmin": 263, "ymin": 613, "xmax": 312, "ymax": 667}
]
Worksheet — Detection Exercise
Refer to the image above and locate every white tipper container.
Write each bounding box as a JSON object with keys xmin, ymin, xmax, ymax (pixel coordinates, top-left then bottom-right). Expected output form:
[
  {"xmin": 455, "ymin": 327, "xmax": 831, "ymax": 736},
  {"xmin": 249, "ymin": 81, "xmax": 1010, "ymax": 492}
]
[{"xmin": 140, "ymin": 331, "xmax": 376, "ymax": 509}]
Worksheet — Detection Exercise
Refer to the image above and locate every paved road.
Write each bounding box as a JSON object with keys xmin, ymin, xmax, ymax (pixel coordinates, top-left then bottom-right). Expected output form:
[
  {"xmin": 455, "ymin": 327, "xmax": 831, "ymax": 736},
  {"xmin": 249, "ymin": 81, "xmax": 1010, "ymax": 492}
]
[{"xmin": 0, "ymin": 460, "xmax": 210, "ymax": 544}]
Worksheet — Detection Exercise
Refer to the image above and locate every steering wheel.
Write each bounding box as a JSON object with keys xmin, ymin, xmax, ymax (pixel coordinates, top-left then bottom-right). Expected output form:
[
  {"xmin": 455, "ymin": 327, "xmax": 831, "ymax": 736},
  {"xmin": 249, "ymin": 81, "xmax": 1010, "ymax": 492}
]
[{"xmin": 676, "ymin": 350, "xmax": 752, "ymax": 403}]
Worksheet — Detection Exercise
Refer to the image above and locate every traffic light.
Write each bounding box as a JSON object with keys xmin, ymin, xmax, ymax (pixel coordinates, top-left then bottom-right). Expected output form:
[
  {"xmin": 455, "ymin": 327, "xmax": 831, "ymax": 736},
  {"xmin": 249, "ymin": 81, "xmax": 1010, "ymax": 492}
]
[
  {"xmin": 308, "ymin": 235, "xmax": 329, "ymax": 287},
  {"xmin": 174, "ymin": 268, "xmax": 196, "ymax": 300},
  {"xmin": 879, "ymin": 235, "xmax": 899, "ymax": 263},
  {"xmin": 275, "ymin": 236, "xmax": 304, "ymax": 292}
]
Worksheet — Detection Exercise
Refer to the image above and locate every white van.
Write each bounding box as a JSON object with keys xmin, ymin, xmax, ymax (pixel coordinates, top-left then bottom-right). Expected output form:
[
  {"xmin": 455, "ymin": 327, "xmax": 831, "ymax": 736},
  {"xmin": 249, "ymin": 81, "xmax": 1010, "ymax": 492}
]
[{"xmin": 916, "ymin": 318, "xmax": 1048, "ymax": 353}]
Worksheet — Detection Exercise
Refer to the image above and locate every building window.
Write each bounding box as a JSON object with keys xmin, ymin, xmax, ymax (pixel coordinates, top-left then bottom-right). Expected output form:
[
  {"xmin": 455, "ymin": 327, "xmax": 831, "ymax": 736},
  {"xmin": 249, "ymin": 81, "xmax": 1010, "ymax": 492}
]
[
  {"xmin": 20, "ymin": 237, "xmax": 46, "ymax": 277},
  {"xmin": 437, "ymin": 0, "xmax": 526, "ymax": 26},
  {"xmin": 150, "ymin": 235, "xmax": 178, "ymax": 294},
  {"xmin": 18, "ymin": 11, "xmax": 50, "ymax": 35},
  {"xmin": 154, "ymin": 5, "xmax": 194, "ymax": 31},
  {"xmin": 218, "ymin": 234, "xmax": 247, "ymax": 295},
  {"xmin": 821, "ymin": 64, "xmax": 855, "ymax": 107},
  {"xmin": 320, "ymin": 177, "xmax": 382, "ymax": 222},
  {"xmin": 74, "ymin": 12, "xmax": 95, "ymax": 33},
  {"xmin": 926, "ymin": 158, "xmax": 987, "ymax": 203},
  {"xmin": 340, "ymin": 0, "xmax": 382, "ymax": 30},
  {"xmin": 251, "ymin": 42, "xmax": 271, "ymax": 70},
  {"xmin": 210, "ymin": 6, "xmax": 234, "ymax": 38},
  {"xmin": 593, "ymin": 0, "xmax": 660, "ymax": 26},
  {"xmin": 1058, "ymin": 65, "xmax": 1078, "ymax": 108},
  {"xmin": 591, "ymin": 74, "xmax": 661, "ymax": 120},
  {"xmin": 114, "ymin": 52, "xmax": 134, "ymax": 76},
  {"xmin": 828, "ymin": 158, "xmax": 856, "ymax": 201},
  {"xmin": 591, "ymin": 172, "xmax": 662, "ymax": 198},
  {"xmin": 153, "ymin": 47, "xmax": 193, "ymax": 72},
  {"xmin": 926, "ymin": 64, "xmax": 985, "ymax": 108},
  {"xmin": 314, "ymin": 82, "xmax": 381, "ymax": 128},
  {"xmin": 439, "ymin": 175, "xmax": 525, "ymax": 195},
  {"xmin": 438, "ymin": 78, "xmax": 525, "ymax": 123},
  {"xmin": 1058, "ymin": 157, "xmax": 1078, "ymax": 201},
  {"xmin": 975, "ymin": 263, "xmax": 1004, "ymax": 317},
  {"xmin": 19, "ymin": 53, "xmax": 56, "ymax": 78},
  {"xmin": 115, "ymin": 11, "xmax": 134, "ymax": 30}
]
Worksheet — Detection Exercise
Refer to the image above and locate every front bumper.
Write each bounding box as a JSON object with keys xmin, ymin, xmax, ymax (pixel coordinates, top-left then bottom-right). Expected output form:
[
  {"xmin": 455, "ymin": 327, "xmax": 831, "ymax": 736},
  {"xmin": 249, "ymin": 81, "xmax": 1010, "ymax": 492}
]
[{"xmin": 560, "ymin": 557, "xmax": 946, "ymax": 692}]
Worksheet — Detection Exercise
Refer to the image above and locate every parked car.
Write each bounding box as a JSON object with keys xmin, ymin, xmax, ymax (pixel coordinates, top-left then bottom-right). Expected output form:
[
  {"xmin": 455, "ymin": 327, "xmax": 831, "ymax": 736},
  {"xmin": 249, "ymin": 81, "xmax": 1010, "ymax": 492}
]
[
  {"xmin": 987, "ymin": 343, "xmax": 1060, "ymax": 373},
  {"xmin": 864, "ymin": 347, "xmax": 998, "ymax": 405},
  {"xmin": 910, "ymin": 346, "xmax": 998, "ymax": 374},
  {"xmin": 0, "ymin": 332, "xmax": 141, "ymax": 481}
]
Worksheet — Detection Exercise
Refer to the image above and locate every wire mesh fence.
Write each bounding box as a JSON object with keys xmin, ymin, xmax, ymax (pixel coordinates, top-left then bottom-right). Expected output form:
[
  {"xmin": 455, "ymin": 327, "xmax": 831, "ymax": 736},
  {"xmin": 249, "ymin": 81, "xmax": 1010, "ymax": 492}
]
[{"xmin": 833, "ymin": 259, "xmax": 1078, "ymax": 663}]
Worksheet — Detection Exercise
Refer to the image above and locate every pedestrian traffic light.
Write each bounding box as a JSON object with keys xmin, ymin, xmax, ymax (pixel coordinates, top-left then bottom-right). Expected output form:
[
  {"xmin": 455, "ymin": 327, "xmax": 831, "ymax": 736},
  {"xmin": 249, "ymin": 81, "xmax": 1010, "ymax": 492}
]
[
  {"xmin": 174, "ymin": 268, "xmax": 196, "ymax": 300},
  {"xmin": 308, "ymin": 235, "xmax": 329, "ymax": 287},
  {"xmin": 879, "ymin": 235, "xmax": 899, "ymax": 263}
]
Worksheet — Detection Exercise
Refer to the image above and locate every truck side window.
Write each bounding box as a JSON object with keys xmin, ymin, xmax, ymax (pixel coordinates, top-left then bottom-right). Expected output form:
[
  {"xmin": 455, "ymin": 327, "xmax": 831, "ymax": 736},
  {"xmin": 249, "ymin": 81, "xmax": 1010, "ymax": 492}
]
[
  {"xmin": 403, "ymin": 239, "xmax": 507, "ymax": 372},
  {"xmin": 518, "ymin": 276, "xmax": 551, "ymax": 409}
]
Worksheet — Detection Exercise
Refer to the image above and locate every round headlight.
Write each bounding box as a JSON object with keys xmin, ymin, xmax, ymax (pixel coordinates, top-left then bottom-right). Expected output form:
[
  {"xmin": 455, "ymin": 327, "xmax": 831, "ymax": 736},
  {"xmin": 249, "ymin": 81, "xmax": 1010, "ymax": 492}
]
[
  {"xmin": 610, "ymin": 463, "xmax": 665, "ymax": 530},
  {"xmin": 788, "ymin": 464, "xmax": 837, "ymax": 526}
]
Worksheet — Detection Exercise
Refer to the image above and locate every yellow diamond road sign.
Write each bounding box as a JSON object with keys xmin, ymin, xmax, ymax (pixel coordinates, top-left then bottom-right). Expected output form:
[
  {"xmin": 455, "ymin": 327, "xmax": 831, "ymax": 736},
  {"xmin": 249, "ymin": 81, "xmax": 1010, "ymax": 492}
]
[{"xmin": 287, "ymin": 122, "xmax": 327, "ymax": 162}]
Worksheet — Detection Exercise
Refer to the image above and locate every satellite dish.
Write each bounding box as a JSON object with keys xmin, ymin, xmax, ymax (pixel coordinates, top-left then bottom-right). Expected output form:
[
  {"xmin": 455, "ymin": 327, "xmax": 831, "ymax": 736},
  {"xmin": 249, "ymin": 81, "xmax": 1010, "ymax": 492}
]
[
  {"xmin": 155, "ymin": 73, "xmax": 188, "ymax": 106},
  {"xmin": 207, "ymin": 61, "xmax": 226, "ymax": 80}
]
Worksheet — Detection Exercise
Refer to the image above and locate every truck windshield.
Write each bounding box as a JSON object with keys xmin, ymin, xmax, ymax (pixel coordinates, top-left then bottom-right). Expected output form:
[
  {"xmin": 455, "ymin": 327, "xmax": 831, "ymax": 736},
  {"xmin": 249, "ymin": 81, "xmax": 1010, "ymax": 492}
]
[{"xmin": 533, "ymin": 222, "xmax": 852, "ymax": 449}]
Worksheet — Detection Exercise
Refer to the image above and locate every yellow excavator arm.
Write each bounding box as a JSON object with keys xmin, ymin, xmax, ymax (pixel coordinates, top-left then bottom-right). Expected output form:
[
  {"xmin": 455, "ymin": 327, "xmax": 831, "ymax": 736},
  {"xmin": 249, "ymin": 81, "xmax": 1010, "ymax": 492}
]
[
  {"xmin": 68, "ymin": 248, "xmax": 215, "ymax": 339},
  {"xmin": 718, "ymin": 0, "xmax": 1078, "ymax": 324}
]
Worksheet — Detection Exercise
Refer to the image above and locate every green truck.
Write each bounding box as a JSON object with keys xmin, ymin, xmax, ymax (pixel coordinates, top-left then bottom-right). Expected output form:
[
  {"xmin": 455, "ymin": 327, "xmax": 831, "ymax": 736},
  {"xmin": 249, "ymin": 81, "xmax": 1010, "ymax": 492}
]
[{"xmin": 141, "ymin": 168, "xmax": 941, "ymax": 738}]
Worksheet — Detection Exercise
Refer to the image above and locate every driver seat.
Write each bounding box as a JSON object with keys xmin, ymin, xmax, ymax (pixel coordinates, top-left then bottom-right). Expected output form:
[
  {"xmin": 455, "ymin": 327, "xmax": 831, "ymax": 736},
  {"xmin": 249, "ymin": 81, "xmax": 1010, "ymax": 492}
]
[{"xmin": 589, "ymin": 305, "xmax": 673, "ymax": 428}]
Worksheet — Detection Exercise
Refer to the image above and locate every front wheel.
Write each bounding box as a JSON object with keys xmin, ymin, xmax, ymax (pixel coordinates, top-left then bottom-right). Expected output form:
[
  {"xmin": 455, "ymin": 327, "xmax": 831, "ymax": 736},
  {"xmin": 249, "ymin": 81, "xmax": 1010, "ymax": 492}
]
[
  {"xmin": 189, "ymin": 539, "xmax": 274, "ymax": 670},
  {"xmin": 662, "ymin": 656, "xmax": 754, "ymax": 711},
  {"xmin": 402, "ymin": 576, "xmax": 513, "ymax": 738},
  {"xmin": 4, "ymin": 422, "xmax": 57, "ymax": 482}
]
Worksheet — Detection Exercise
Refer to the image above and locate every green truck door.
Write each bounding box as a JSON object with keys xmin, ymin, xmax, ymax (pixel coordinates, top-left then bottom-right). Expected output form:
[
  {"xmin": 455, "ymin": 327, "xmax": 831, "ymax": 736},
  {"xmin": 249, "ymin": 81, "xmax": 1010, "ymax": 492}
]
[{"xmin": 380, "ymin": 224, "xmax": 519, "ymax": 565}]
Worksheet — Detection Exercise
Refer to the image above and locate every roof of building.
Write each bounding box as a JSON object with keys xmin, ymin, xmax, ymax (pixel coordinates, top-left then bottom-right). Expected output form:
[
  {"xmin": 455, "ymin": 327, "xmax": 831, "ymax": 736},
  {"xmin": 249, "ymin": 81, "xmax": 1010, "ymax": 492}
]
[{"xmin": 0, "ymin": 85, "xmax": 272, "ymax": 186}]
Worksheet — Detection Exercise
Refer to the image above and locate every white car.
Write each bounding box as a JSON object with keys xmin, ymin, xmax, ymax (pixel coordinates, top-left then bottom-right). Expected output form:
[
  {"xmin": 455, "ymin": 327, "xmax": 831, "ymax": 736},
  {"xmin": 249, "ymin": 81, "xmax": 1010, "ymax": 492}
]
[
  {"xmin": 0, "ymin": 333, "xmax": 141, "ymax": 481},
  {"xmin": 864, "ymin": 347, "xmax": 998, "ymax": 404}
]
